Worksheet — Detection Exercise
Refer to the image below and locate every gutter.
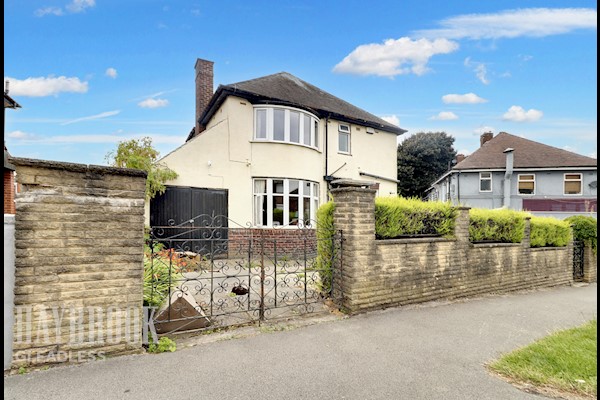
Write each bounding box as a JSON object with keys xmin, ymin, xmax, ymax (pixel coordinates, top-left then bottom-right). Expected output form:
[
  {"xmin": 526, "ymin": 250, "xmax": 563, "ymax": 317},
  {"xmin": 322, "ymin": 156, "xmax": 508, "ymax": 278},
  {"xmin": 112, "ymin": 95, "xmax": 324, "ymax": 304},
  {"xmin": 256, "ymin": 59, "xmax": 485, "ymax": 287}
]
[
  {"xmin": 359, "ymin": 171, "xmax": 399, "ymax": 183},
  {"xmin": 503, "ymin": 148, "xmax": 514, "ymax": 208}
]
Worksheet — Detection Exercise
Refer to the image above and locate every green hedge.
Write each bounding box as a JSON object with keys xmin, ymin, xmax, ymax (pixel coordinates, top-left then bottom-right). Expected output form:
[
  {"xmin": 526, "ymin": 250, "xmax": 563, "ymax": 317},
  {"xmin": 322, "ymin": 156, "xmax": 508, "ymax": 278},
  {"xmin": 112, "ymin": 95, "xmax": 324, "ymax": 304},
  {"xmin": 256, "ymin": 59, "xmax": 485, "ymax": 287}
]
[
  {"xmin": 374, "ymin": 197, "xmax": 457, "ymax": 238},
  {"xmin": 565, "ymin": 215, "xmax": 597, "ymax": 254},
  {"xmin": 315, "ymin": 201, "xmax": 335, "ymax": 294},
  {"xmin": 529, "ymin": 216, "xmax": 572, "ymax": 248},
  {"xmin": 469, "ymin": 208, "xmax": 527, "ymax": 243}
]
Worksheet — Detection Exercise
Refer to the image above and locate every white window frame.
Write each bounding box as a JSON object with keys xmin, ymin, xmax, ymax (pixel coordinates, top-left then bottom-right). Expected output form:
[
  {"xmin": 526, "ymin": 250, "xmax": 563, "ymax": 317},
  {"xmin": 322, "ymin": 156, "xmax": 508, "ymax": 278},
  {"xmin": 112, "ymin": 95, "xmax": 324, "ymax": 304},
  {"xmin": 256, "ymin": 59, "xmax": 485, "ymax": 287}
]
[
  {"xmin": 479, "ymin": 172, "xmax": 492, "ymax": 192},
  {"xmin": 252, "ymin": 178, "xmax": 320, "ymax": 228},
  {"xmin": 253, "ymin": 106, "xmax": 319, "ymax": 150},
  {"xmin": 338, "ymin": 124, "xmax": 351, "ymax": 154},
  {"xmin": 517, "ymin": 174, "xmax": 536, "ymax": 195},
  {"xmin": 564, "ymin": 173, "xmax": 583, "ymax": 195}
]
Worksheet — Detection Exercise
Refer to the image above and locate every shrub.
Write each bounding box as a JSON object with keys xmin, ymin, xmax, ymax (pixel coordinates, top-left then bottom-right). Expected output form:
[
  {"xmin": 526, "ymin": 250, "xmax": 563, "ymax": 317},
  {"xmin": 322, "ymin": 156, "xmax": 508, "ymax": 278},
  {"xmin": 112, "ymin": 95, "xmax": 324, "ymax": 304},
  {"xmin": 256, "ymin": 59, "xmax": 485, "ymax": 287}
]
[
  {"xmin": 143, "ymin": 239, "xmax": 184, "ymax": 308},
  {"xmin": 530, "ymin": 216, "xmax": 572, "ymax": 248},
  {"xmin": 565, "ymin": 215, "xmax": 597, "ymax": 254},
  {"xmin": 147, "ymin": 336, "xmax": 177, "ymax": 353},
  {"xmin": 315, "ymin": 201, "xmax": 335, "ymax": 295},
  {"xmin": 374, "ymin": 197, "xmax": 457, "ymax": 239},
  {"xmin": 469, "ymin": 208, "xmax": 527, "ymax": 243}
]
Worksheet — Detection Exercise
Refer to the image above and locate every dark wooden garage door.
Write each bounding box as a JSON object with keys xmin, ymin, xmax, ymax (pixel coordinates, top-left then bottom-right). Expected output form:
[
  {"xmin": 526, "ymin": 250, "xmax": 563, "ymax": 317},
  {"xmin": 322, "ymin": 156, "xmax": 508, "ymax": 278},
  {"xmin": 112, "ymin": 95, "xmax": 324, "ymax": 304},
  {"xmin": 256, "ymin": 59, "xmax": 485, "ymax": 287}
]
[
  {"xmin": 150, "ymin": 186, "xmax": 228, "ymax": 227},
  {"xmin": 150, "ymin": 186, "xmax": 229, "ymax": 251}
]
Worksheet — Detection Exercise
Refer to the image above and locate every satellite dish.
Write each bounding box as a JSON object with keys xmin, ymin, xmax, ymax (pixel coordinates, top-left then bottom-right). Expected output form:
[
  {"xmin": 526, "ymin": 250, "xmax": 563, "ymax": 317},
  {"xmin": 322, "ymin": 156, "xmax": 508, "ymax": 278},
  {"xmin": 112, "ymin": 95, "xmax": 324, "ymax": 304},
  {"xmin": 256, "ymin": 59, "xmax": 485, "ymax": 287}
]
[{"xmin": 589, "ymin": 181, "xmax": 597, "ymax": 188}]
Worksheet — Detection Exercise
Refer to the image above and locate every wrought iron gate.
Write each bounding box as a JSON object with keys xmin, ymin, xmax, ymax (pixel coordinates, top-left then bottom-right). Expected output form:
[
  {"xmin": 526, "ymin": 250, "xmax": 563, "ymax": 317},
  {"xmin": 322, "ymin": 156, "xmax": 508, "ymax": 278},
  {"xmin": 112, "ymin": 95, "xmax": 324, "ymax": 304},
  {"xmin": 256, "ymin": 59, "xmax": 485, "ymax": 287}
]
[
  {"xmin": 573, "ymin": 240, "xmax": 584, "ymax": 281},
  {"xmin": 145, "ymin": 214, "xmax": 343, "ymax": 334}
]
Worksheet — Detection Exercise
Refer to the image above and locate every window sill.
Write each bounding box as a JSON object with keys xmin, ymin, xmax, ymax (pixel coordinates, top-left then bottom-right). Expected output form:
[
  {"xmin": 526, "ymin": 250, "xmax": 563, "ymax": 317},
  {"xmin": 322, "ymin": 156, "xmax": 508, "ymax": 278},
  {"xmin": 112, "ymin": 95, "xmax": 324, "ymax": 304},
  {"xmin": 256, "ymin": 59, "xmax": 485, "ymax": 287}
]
[{"xmin": 251, "ymin": 140, "xmax": 321, "ymax": 152}]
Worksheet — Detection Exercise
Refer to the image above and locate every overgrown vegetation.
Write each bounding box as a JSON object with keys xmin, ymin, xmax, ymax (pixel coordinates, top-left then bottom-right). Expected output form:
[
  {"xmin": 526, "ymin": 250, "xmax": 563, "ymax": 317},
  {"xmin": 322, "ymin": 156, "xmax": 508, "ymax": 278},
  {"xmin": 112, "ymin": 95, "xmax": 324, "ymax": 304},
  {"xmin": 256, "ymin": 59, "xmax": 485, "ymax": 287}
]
[
  {"xmin": 565, "ymin": 215, "xmax": 597, "ymax": 254},
  {"xmin": 143, "ymin": 238, "xmax": 184, "ymax": 308},
  {"xmin": 489, "ymin": 319, "xmax": 597, "ymax": 398},
  {"xmin": 374, "ymin": 197, "xmax": 457, "ymax": 238},
  {"xmin": 469, "ymin": 208, "xmax": 526, "ymax": 243},
  {"xmin": 315, "ymin": 201, "xmax": 335, "ymax": 294},
  {"xmin": 147, "ymin": 336, "xmax": 177, "ymax": 353},
  {"xmin": 105, "ymin": 136, "xmax": 178, "ymax": 199},
  {"xmin": 529, "ymin": 216, "xmax": 572, "ymax": 248}
]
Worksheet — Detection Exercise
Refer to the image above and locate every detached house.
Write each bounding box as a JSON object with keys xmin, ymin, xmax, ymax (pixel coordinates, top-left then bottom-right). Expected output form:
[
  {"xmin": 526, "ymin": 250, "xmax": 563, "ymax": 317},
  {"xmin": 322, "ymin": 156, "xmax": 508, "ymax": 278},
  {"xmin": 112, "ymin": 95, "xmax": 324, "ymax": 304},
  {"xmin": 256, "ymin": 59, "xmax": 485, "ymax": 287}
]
[
  {"xmin": 428, "ymin": 131, "xmax": 597, "ymax": 219},
  {"xmin": 153, "ymin": 59, "xmax": 405, "ymax": 228}
]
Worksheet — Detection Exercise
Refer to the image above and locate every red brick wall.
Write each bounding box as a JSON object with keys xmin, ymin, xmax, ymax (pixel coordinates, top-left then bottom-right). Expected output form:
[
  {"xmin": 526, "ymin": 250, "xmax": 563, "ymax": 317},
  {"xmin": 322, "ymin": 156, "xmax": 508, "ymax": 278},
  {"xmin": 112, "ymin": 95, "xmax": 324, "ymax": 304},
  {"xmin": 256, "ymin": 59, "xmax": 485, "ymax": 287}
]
[
  {"xmin": 195, "ymin": 58, "xmax": 214, "ymax": 137},
  {"xmin": 523, "ymin": 198, "xmax": 597, "ymax": 213},
  {"xmin": 228, "ymin": 228, "xmax": 317, "ymax": 259},
  {"xmin": 4, "ymin": 169, "xmax": 15, "ymax": 214}
]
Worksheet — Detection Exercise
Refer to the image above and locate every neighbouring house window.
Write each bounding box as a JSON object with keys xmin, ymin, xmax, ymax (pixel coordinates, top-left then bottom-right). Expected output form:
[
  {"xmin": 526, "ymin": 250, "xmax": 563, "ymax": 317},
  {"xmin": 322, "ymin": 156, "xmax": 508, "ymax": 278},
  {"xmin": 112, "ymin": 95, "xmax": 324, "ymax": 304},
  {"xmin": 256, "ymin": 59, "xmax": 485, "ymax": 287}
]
[
  {"xmin": 338, "ymin": 124, "xmax": 350, "ymax": 154},
  {"xmin": 253, "ymin": 178, "xmax": 320, "ymax": 227},
  {"xmin": 479, "ymin": 172, "xmax": 492, "ymax": 192},
  {"xmin": 564, "ymin": 173, "xmax": 582, "ymax": 195},
  {"xmin": 254, "ymin": 106, "xmax": 319, "ymax": 149},
  {"xmin": 518, "ymin": 174, "xmax": 535, "ymax": 195}
]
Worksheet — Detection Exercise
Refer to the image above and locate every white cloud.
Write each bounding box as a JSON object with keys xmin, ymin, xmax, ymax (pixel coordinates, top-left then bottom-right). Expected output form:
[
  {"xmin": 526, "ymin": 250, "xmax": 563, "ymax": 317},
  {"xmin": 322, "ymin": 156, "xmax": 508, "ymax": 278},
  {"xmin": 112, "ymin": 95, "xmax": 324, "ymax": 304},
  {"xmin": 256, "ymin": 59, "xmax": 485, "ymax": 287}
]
[
  {"xmin": 430, "ymin": 111, "xmax": 459, "ymax": 120},
  {"xmin": 381, "ymin": 115, "xmax": 400, "ymax": 126},
  {"xmin": 61, "ymin": 110, "xmax": 121, "ymax": 125},
  {"xmin": 464, "ymin": 57, "xmax": 489, "ymax": 84},
  {"xmin": 414, "ymin": 8, "xmax": 597, "ymax": 40},
  {"xmin": 502, "ymin": 106, "xmax": 543, "ymax": 122},
  {"xmin": 66, "ymin": 0, "xmax": 95, "ymax": 13},
  {"xmin": 473, "ymin": 126, "xmax": 495, "ymax": 135},
  {"xmin": 4, "ymin": 76, "xmax": 88, "ymax": 97},
  {"xmin": 35, "ymin": 7, "xmax": 64, "ymax": 17},
  {"xmin": 519, "ymin": 54, "xmax": 533, "ymax": 62},
  {"xmin": 7, "ymin": 132, "xmax": 185, "ymax": 145},
  {"xmin": 333, "ymin": 37, "xmax": 459, "ymax": 77},
  {"xmin": 8, "ymin": 131, "xmax": 37, "ymax": 140},
  {"xmin": 105, "ymin": 68, "xmax": 117, "ymax": 79},
  {"xmin": 138, "ymin": 98, "xmax": 169, "ymax": 108},
  {"xmin": 35, "ymin": 0, "xmax": 95, "ymax": 16},
  {"xmin": 442, "ymin": 93, "xmax": 488, "ymax": 104},
  {"xmin": 475, "ymin": 64, "xmax": 488, "ymax": 84}
]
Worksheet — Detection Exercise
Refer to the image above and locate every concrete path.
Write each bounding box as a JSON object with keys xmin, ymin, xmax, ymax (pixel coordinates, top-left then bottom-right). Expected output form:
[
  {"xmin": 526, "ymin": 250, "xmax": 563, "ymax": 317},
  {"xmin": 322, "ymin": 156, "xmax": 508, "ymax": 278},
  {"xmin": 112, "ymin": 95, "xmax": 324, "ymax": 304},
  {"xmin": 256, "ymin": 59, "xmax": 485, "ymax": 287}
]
[{"xmin": 4, "ymin": 284, "xmax": 597, "ymax": 400}]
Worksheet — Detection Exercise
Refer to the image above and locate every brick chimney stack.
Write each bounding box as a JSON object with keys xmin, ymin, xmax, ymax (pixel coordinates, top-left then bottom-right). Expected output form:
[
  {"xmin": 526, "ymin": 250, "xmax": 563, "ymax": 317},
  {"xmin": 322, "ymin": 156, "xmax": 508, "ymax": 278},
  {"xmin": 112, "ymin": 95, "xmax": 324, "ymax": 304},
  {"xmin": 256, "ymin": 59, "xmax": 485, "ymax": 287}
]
[
  {"xmin": 456, "ymin": 154, "xmax": 466, "ymax": 163},
  {"xmin": 480, "ymin": 131, "xmax": 493, "ymax": 147},
  {"xmin": 195, "ymin": 58, "xmax": 214, "ymax": 137}
]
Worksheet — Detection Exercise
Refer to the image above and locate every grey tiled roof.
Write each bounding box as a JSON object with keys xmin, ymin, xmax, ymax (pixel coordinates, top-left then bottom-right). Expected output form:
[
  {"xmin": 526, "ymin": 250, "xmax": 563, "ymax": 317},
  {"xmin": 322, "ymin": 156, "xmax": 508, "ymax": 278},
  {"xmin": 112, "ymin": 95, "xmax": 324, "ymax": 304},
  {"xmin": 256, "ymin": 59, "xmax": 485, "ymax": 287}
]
[
  {"xmin": 455, "ymin": 132, "xmax": 597, "ymax": 170},
  {"xmin": 202, "ymin": 72, "xmax": 405, "ymax": 135}
]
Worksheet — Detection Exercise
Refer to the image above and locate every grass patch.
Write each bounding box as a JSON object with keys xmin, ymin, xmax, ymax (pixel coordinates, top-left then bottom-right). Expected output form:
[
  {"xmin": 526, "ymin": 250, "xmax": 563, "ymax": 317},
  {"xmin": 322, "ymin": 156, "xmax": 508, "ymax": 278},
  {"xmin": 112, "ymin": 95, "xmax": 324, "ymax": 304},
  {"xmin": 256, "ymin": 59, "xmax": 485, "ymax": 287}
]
[{"xmin": 489, "ymin": 319, "xmax": 597, "ymax": 398}]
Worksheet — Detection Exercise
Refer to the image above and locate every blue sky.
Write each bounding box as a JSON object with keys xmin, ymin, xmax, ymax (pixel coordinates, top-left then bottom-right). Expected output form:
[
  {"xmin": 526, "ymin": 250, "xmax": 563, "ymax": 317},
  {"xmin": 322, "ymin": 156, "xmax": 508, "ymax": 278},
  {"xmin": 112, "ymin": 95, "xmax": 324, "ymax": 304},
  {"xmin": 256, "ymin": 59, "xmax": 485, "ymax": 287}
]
[{"xmin": 4, "ymin": 1, "xmax": 597, "ymax": 165}]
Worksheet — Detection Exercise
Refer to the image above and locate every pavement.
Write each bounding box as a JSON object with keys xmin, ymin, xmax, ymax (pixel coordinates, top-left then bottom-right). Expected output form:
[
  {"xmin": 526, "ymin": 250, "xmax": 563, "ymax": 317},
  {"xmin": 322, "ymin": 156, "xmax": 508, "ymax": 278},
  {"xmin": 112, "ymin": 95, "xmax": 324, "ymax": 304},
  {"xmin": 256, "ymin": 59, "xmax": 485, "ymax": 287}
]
[{"xmin": 4, "ymin": 283, "xmax": 597, "ymax": 400}]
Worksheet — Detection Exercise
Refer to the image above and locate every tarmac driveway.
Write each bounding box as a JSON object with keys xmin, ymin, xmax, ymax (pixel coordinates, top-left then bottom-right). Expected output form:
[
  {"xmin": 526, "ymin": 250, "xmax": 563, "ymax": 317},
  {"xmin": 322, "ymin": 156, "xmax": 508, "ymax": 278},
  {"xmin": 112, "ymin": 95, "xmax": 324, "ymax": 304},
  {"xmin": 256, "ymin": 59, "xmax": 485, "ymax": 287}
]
[{"xmin": 4, "ymin": 283, "xmax": 597, "ymax": 400}]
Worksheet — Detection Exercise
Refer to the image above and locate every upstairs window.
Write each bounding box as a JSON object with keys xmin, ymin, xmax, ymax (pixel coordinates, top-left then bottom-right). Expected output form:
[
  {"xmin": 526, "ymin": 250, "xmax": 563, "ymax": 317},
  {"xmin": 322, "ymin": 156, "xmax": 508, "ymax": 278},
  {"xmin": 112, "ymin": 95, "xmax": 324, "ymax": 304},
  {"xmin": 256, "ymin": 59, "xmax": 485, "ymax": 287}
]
[
  {"xmin": 254, "ymin": 106, "xmax": 319, "ymax": 149},
  {"xmin": 564, "ymin": 173, "xmax": 582, "ymax": 195},
  {"xmin": 338, "ymin": 124, "xmax": 350, "ymax": 154},
  {"xmin": 479, "ymin": 172, "xmax": 492, "ymax": 192},
  {"xmin": 518, "ymin": 174, "xmax": 535, "ymax": 195}
]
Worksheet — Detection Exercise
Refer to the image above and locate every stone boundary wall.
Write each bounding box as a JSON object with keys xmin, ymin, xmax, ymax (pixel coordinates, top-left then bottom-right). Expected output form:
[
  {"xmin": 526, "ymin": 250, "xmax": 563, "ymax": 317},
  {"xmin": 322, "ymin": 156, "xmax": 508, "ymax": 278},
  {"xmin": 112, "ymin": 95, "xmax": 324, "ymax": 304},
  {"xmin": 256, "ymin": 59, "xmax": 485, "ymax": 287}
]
[
  {"xmin": 583, "ymin": 245, "xmax": 597, "ymax": 283},
  {"xmin": 9, "ymin": 157, "xmax": 147, "ymax": 369},
  {"xmin": 331, "ymin": 184, "xmax": 574, "ymax": 313}
]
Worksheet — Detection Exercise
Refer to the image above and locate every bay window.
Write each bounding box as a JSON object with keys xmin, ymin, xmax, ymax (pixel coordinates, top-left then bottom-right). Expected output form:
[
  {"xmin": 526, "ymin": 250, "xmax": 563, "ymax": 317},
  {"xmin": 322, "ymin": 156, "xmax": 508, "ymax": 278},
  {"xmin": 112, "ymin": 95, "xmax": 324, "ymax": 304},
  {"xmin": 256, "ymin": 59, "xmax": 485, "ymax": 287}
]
[
  {"xmin": 254, "ymin": 106, "xmax": 319, "ymax": 149},
  {"xmin": 253, "ymin": 178, "xmax": 320, "ymax": 227}
]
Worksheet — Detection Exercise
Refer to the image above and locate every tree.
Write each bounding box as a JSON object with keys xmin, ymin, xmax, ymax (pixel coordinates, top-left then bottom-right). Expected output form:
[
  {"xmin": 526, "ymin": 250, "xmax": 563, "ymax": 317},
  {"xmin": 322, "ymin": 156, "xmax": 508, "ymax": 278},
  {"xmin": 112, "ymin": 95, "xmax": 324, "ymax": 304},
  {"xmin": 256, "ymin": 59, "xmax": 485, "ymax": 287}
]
[
  {"xmin": 106, "ymin": 137, "xmax": 178, "ymax": 199},
  {"xmin": 397, "ymin": 132, "xmax": 457, "ymax": 199}
]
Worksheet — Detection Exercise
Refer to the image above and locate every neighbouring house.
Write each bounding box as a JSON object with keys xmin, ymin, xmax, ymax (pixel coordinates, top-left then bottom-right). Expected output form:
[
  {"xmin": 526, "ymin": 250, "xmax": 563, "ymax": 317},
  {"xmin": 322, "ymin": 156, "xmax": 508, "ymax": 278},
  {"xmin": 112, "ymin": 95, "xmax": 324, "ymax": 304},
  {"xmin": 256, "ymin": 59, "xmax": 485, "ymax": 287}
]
[
  {"xmin": 427, "ymin": 131, "xmax": 597, "ymax": 219},
  {"xmin": 152, "ymin": 58, "xmax": 405, "ymax": 228},
  {"xmin": 4, "ymin": 91, "xmax": 21, "ymax": 215}
]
